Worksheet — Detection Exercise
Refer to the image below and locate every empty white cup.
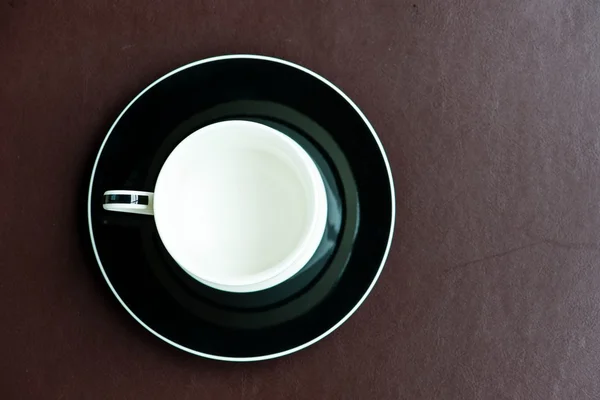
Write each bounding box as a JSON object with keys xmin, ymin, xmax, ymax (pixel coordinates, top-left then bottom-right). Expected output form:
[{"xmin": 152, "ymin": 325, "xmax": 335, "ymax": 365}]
[{"xmin": 103, "ymin": 120, "xmax": 328, "ymax": 293}]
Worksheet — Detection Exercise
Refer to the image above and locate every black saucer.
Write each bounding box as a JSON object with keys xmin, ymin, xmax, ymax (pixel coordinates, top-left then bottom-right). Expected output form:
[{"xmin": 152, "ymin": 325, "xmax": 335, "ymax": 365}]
[{"xmin": 88, "ymin": 55, "xmax": 394, "ymax": 361}]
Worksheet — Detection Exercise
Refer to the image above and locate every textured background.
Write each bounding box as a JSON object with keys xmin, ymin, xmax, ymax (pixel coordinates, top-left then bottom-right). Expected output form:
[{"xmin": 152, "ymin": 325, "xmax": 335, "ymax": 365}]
[{"xmin": 2, "ymin": 0, "xmax": 600, "ymax": 398}]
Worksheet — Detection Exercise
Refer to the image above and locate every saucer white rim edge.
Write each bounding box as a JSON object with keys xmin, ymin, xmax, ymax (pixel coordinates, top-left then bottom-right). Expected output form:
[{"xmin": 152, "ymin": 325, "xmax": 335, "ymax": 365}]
[{"xmin": 87, "ymin": 54, "xmax": 396, "ymax": 362}]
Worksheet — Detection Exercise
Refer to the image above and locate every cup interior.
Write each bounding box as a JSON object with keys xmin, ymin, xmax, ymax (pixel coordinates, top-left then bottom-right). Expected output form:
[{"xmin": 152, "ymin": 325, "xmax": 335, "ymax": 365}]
[{"xmin": 153, "ymin": 120, "xmax": 327, "ymax": 290}]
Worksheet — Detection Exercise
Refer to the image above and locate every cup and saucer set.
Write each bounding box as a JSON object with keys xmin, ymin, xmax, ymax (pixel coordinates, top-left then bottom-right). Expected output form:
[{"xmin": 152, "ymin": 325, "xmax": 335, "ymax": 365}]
[{"xmin": 87, "ymin": 55, "xmax": 395, "ymax": 361}]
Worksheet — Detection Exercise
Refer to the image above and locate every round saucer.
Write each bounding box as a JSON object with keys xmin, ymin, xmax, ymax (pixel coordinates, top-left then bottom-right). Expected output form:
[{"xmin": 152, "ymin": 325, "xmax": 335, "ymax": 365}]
[{"xmin": 88, "ymin": 55, "xmax": 395, "ymax": 361}]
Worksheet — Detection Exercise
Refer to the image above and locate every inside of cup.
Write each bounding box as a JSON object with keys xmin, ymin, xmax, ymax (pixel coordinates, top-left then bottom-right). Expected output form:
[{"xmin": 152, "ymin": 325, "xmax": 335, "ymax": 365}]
[{"xmin": 153, "ymin": 120, "xmax": 327, "ymax": 288}]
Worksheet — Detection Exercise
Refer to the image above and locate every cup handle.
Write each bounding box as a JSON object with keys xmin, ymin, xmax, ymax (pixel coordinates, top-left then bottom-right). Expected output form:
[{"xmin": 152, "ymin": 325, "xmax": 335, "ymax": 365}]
[{"xmin": 103, "ymin": 190, "xmax": 154, "ymax": 215}]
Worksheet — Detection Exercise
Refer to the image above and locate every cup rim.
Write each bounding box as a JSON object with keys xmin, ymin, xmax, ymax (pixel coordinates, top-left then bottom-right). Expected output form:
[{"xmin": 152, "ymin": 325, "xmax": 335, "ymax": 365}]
[{"xmin": 152, "ymin": 120, "xmax": 329, "ymax": 291}]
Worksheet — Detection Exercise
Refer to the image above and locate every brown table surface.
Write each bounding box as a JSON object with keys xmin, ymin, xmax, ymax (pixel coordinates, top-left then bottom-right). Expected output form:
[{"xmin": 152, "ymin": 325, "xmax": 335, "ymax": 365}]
[{"xmin": 3, "ymin": 0, "xmax": 600, "ymax": 398}]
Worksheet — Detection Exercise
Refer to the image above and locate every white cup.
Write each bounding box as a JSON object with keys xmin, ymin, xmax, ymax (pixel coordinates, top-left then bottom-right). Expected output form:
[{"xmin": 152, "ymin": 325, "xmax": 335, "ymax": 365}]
[{"xmin": 103, "ymin": 120, "xmax": 328, "ymax": 293}]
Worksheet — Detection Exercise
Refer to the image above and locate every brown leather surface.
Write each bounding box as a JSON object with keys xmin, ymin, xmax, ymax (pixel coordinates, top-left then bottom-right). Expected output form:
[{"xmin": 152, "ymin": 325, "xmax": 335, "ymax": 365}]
[{"xmin": 2, "ymin": 0, "xmax": 600, "ymax": 398}]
